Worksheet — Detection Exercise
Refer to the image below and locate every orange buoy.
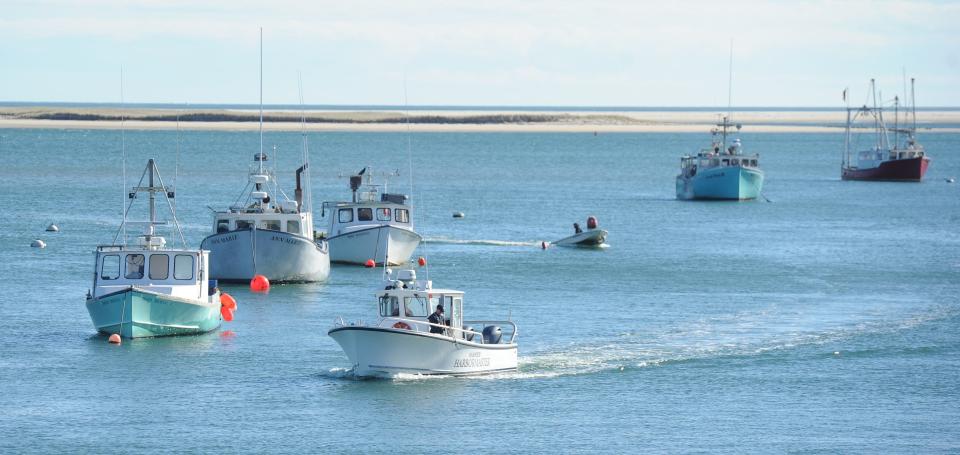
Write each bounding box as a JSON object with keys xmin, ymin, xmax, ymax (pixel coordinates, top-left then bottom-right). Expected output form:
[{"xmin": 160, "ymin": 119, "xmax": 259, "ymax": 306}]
[
  {"xmin": 220, "ymin": 305, "xmax": 234, "ymax": 322},
  {"xmin": 108, "ymin": 333, "xmax": 122, "ymax": 344},
  {"xmin": 250, "ymin": 274, "xmax": 270, "ymax": 292},
  {"xmin": 392, "ymin": 321, "xmax": 411, "ymax": 330},
  {"xmin": 221, "ymin": 292, "xmax": 237, "ymax": 311},
  {"xmin": 364, "ymin": 259, "xmax": 376, "ymax": 268},
  {"xmin": 418, "ymin": 256, "xmax": 427, "ymax": 267}
]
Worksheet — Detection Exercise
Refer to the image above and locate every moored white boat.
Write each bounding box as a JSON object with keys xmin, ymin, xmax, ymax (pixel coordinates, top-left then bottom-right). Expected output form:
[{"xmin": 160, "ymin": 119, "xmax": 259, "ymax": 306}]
[
  {"xmin": 328, "ymin": 269, "xmax": 518, "ymax": 377},
  {"xmin": 322, "ymin": 169, "xmax": 421, "ymax": 266},
  {"xmin": 86, "ymin": 160, "xmax": 224, "ymax": 338}
]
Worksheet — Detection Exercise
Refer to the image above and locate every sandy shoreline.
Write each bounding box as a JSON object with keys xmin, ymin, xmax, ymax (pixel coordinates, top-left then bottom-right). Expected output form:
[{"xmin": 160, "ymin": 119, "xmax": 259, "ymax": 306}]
[{"xmin": 2, "ymin": 107, "xmax": 959, "ymax": 133}]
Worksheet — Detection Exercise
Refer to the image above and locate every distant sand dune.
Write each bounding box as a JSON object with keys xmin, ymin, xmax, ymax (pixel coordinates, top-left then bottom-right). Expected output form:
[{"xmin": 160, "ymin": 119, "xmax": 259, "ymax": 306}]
[{"xmin": 2, "ymin": 106, "xmax": 958, "ymax": 133}]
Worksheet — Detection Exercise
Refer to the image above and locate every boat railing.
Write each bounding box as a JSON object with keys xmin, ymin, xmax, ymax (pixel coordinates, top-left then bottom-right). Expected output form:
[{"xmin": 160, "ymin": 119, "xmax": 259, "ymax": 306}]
[{"xmin": 379, "ymin": 317, "xmax": 518, "ymax": 345}]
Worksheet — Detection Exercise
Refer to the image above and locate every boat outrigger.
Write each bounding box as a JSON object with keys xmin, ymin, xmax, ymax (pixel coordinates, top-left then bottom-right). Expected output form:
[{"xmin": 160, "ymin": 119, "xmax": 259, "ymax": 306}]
[
  {"xmin": 86, "ymin": 160, "xmax": 226, "ymax": 338},
  {"xmin": 328, "ymin": 269, "xmax": 518, "ymax": 377}
]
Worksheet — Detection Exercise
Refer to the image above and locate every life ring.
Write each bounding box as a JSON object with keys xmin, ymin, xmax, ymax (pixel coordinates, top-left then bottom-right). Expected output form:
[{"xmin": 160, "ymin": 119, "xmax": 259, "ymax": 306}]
[{"xmin": 392, "ymin": 322, "xmax": 411, "ymax": 330}]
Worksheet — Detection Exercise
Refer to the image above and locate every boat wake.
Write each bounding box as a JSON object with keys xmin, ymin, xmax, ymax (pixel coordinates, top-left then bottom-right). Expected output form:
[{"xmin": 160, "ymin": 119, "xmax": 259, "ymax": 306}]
[
  {"xmin": 423, "ymin": 237, "xmax": 540, "ymax": 247},
  {"xmin": 478, "ymin": 303, "xmax": 958, "ymax": 381}
]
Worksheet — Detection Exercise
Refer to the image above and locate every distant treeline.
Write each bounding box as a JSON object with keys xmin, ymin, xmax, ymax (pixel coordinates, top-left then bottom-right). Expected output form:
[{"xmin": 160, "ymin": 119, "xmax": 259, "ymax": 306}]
[{"xmin": 23, "ymin": 112, "xmax": 597, "ymax": 124}]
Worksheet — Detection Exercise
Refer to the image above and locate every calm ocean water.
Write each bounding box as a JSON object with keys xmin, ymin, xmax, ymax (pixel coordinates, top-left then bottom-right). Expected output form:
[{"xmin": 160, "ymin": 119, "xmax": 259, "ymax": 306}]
[{"xmin": 0, "ymin": 127, "xmax": 958, "ymax": 452}]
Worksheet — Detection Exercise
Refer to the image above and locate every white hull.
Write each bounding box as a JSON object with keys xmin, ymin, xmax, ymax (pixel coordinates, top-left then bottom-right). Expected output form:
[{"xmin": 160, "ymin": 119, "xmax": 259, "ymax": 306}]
[
  {"xmin": 553, "ymin": 229, "xmax": 608, "ymax": 247},
  {"xmin": 200, "ymin": 229, "xmax": 330, "ymax": 282},
  {"xmin": 327, "ymin": 225, "xmax": 421, "ymax": 265},
  {"xmin": 328, "ymin": 326, "xmax": 518, "ymax": 377}
]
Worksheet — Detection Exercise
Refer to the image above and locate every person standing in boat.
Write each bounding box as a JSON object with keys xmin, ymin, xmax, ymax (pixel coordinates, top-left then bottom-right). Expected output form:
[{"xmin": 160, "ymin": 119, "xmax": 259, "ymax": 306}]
[
  {"xmin": 573, "ymin": 222, "xmax": 582, "ymax": 234},
  {"xmin": 428, "ymin": 304, "xmax": 445, "ymax": 334}
]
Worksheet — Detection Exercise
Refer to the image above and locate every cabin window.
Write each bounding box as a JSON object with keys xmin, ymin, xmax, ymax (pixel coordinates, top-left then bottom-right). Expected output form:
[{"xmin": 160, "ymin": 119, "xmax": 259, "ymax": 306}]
[
  {"xmin": 395, "ymin": 209, "xmax": 409, "ymax": 223},
  {"xmin": 405, "ymin": 296, "xmax": 429, "ymax": 317},
  {"xmin": 731, "ymin": 159, "xmax": 739, "ymax": 166},
  {"xmin": 216, "ymin": 219, "xmax": 230, "ymax": 233},
  {"xmin": 125, "ymin": 254, "xmax": 145, "ymax": 279},
  {"xmin": 264, "ymin": 220, "xmax": 281, "ymax": 231},
  {"xmin": 379, "ymin": 296, "xmax": 399, "ymax": 317},
  {"xmin": 338, "ymin": 208, "xmax": 353, "ymax": 223},
  {"xmin": 174, "ymin": 254, "xmax": 195, "ymax": 280},
  {"xmin": 377, "ymin": 208, "xmax": 392, "ymax": 221},
  {"xmin": 236, "ymin": 220, "xmax": 253, "ymax": 230},
  {"xmin": 149, "ymin": 254, "xmax": 169, "ymax": 280},
  {"xmin": 751, "ymin": 159, "xmax": 757, "ymax": 166},
  {"xmin": 287, "ymin": 220, "xmax": 300, "ymax": 234},
  {"xmin": 101, "ymin": 255, "xmax": 120, "ymax": 280},
  {"xmin": 722, "ymin": 159, "xmax": 729, "ymax": 166},
  {"xmin": 357, "ymin": 208, "xmax": 373, "ymax": 221}
]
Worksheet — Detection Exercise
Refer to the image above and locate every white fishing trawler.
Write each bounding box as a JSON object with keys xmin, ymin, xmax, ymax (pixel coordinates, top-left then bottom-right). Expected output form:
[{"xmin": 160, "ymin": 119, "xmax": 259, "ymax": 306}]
[
  {"xmin": 321, "ymin": 169, "xmax": 421, "ymax": 265},
  {"xmin": 86, "ymin": 160, "xmax": 225, "ymax": 338},
  {"xmin": 199, "ymin": 31, "xmax": 330, "ymax": 283},
  {"xmin": 328, "ymin": 269, "xmax": 518, "ymax": 377}
]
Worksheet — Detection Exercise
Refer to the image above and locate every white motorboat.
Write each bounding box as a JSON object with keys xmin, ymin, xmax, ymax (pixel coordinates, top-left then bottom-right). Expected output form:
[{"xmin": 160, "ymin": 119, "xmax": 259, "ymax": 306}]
[
  {"xmin": 328, "ymin": 269, "xmax": 518, "ymax": 377},
  {"xmin": 199, "ymin": 31, "xmax": 330, "ymax": 283},
  {"xmin": 551, "ymin": 216, "xmax": 608, "ymax": 247},
  {"xmin": 321, "ymin": 169, "xmax": 421, "ymax": 266}
]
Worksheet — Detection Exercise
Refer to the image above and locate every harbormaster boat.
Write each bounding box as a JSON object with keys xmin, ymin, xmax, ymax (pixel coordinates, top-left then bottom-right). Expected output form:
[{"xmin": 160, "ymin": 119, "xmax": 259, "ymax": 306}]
[
  {"xmin": 328, "ymin": 269, "xmax": 518, "ymax": 377},
  {"xmin": 321, "ymin": 169, "xmax": 421, "ymax": 265},
  {"xmin": 86, "ymin": 159, "xmax": 223, "ymax": 338},
  {"xmin": 676, "ymin": 116, "xmax": 764, "ymax": 200},
  {"xmin": 841, "ymin": 78, "xmax": 930, "ymax": 181},
  {"xmin": 200, "ymin": 150, "xmax": 330, "ymax": 282},
  {"xmin": 551, "ymin": 216, "xmax": 607, "ymax": 247}
]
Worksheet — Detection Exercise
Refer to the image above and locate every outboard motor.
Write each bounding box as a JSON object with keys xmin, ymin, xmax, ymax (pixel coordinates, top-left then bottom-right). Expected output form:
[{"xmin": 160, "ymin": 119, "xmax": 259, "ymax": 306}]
[
  {"xmin": 586, "ymin": 216, "xmax": 598, "ymax": 230},
  {"xmin": 482, "ymin": 325, "xmax": 502, "ymax": 344},
  {"xmin": 463, "ymin": 325, "xmax": 474, "ymax": 342}
]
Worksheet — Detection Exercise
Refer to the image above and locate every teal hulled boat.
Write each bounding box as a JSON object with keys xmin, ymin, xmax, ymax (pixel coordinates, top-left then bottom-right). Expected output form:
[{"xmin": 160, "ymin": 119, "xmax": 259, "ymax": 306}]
[
  {"xmin": 676, "ymin": 116, "xmax": 764, "ymax": 200},
  {"xmin": 85, "ymin": 159, "xmax": 223, "ymax": 339}
]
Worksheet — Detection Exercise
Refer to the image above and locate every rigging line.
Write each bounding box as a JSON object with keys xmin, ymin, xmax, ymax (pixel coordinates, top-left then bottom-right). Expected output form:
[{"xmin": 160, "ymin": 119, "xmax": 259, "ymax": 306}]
[
  {"xmin": 174, "ymin": 104, "xmax": 181, "ymax": 212},
  {"xmin": 112, "ymin": 163, "xmax": 149, "ymax": 244},
  {"xmin": 155, "ymin": 164, "xmax": 187, "ymax": 247},
  {"xmin": 403, "ymin": 75, "xmax": 428, "ymax": 281}
]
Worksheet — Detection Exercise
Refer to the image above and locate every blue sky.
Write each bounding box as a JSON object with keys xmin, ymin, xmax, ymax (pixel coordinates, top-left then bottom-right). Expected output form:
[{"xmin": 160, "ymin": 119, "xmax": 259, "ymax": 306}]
[{"xmin": 1, "ymin": 0, "xmax": 958, "ymax": 106}]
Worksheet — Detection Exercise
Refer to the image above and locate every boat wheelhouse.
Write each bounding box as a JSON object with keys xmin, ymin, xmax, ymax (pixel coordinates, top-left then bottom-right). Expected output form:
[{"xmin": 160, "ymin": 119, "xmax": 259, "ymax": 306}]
[
  {"xmin": 328, "ymin": 269, "xmax": 518, "ymax": 377},
  {"xmin": 86, "ymin": 160, "xmax": 223, "ymax": 338},
  {"xmin": 841, "ymin": 78, "xmax": 930, "ymax": 182},
  {"xmin": 322, "ymin": 169, "xmax": 421, "ymax": 266},
  {"xmin": 676, "ymin": 116, "xmax": 764, "ymax": 200}
]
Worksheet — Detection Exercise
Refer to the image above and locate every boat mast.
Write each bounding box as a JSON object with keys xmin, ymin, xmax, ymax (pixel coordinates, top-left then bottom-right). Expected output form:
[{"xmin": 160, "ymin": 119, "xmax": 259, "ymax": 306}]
[
  {"xmin": 121, "ymin": 67, "xmax": 127, "ymax": 243},
  {"xmin": 258, "ymin": 27, "xmax": 264, "ymax": 175},
  {"xmin": 911, "ymin": 77, "xmax": 917, "ymax": 136},
  {"xmin": 724, "ymin": 39, "xmax": 733, "ymax": 151},
  {"xmin": 148, "ymin": 159, "xmax": 156, "ymax": 238},
  {"xmin": 894, "ymin": 95, "xmax": 899, "ymax": 149}
]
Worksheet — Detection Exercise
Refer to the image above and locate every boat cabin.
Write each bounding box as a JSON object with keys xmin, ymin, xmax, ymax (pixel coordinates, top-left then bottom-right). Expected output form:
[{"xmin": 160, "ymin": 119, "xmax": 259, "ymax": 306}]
[
  {"xmin": 211, "ymin": 152, "xmax": 316, "ymax": 239},
  {"xmin": 322, "ymin": 171, "xmax": 413, "ymax": 238},
  {"xmin": 376, "ymin": 269, "xmax": 465, "ymax": 336},
  {"xmin": 91, "ymin": 244, "xmax": 211, "ymax": 301}
]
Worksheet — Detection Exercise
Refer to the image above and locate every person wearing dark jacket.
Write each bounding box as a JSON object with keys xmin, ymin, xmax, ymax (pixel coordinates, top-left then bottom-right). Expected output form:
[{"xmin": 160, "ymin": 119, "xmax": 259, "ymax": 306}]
[{"xmin": 427, "ymin": 304, "xmax": 445, "ymax": 334}]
